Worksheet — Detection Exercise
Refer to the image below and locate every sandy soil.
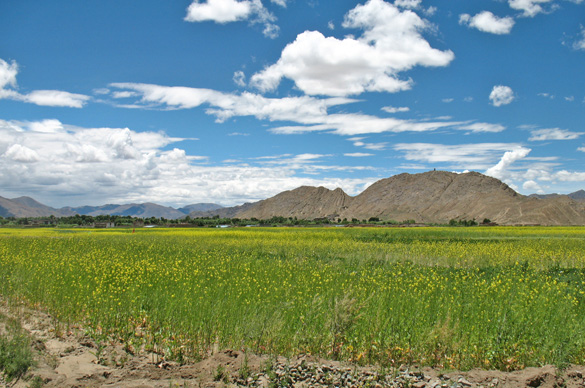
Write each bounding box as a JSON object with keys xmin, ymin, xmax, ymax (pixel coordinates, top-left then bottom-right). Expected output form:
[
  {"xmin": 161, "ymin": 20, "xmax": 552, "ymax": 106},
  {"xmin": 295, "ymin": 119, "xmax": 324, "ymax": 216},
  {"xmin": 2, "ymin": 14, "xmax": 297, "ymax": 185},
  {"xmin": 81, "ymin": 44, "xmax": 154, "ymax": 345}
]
[{"xmin": 1, "ymin": 299, "xmax": 584, "ymax": 388}]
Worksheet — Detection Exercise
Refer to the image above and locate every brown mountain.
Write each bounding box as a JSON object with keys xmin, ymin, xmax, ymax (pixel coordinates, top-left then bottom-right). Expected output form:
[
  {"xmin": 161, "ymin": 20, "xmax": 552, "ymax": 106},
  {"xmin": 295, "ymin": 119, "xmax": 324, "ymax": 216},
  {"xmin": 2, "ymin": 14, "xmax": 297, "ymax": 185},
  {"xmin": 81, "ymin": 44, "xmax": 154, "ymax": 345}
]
[
  {"xmin": 0, "ymin": 196, "xmax": 73, "ymax": 218},
  {"xmin": 236, "ymin": 186, "xmax": 353, "ymax": 220},
  {"xmin": 194, "ymin": 171, "xmax": 585, "ymax": 225},
  {"xmin": 339, "ymin": 171, "xmax": 585, "ymax": 225}
]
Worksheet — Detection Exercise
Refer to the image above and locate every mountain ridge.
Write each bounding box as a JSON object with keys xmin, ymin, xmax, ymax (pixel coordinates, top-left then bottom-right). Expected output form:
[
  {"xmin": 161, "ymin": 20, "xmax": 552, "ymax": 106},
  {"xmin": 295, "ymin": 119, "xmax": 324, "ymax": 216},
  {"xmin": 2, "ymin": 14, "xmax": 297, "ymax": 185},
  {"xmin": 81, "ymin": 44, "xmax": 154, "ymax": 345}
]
[
  {"xmin": 2, "ymin": 171, "xmax": 585, "ymax": 225},
  {"xmin": 192, "ymin": 171, "xmax": 585, "ymax": 225}
]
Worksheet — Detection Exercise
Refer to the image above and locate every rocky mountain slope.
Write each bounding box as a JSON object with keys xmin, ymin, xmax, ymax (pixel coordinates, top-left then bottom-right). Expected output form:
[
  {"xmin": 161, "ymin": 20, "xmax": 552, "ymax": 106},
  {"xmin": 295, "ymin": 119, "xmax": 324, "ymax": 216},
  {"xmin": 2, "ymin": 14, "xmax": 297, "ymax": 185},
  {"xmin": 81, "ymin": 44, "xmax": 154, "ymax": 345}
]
[{"xmin": 194, "ymin": 171, "xmax": 585, "ymax": 225}]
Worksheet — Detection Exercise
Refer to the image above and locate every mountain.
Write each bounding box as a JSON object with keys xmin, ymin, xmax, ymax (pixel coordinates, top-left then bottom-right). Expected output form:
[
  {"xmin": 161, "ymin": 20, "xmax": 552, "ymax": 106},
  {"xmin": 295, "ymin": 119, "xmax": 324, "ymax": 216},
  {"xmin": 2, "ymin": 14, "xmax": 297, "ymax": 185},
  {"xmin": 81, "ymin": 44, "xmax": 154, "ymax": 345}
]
[
  {"xmin": 0, "ymin": 196, "xmax": 72, "ymax": 218},
  {"xmin": 1, "ymin": 197, "xmax": 223, "ymax": 220},
  {"xmin": 193, "ymin": 171, "xmax": 585, "ymax": 225},
  {"xmin": 189, "ymin": 186, "xmax": 352, "ymax": 220},
  {"xmin": 62, "ymin": 203, "xmax": 219, "ymax": 219},
  {"xmin": 339, "ymin": 171, "xmax": 585, "ymax": 225},
  {"xmin": 529, "ymin": 189, "xmax": 585, "ymax": 202},
  {"xmin": 178, "ymin": 203, "xmax": 224, "ymax": 214},
  {"xmin": 3, "ymin": 172, "xmax": 585, "ymax": 224},
  {"xmin": 571, "ymin": 190, "xmax": 585, "ymax": 201}
]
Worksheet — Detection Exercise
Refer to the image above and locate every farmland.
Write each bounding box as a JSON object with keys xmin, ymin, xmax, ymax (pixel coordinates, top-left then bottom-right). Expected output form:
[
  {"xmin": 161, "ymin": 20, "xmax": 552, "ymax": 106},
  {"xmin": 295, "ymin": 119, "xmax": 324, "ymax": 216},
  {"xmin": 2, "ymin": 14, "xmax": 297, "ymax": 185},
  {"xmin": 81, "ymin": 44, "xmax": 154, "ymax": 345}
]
[{"xmin": 0, "ymin": 226, "xmax": 584, "ymax": 371}]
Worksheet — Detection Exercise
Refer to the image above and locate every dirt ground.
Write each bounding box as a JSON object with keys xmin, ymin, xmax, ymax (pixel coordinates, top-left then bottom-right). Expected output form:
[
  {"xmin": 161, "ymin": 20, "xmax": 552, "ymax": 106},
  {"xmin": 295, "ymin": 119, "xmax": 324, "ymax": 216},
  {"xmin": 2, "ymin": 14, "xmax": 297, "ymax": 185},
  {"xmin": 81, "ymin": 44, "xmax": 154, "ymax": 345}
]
[{"xmin": 1, "ymin": 299, "xmax": 584, "ymax": 388}]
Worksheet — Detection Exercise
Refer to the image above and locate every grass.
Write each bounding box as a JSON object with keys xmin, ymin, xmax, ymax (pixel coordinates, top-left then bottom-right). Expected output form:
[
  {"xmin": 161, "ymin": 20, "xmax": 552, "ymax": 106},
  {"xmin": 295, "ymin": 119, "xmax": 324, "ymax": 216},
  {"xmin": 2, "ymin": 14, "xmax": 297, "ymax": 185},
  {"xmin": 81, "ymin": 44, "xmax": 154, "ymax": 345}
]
[
  {"xmin": 0, "ymin": 312, "xmax": 35, "ymax": 382},
  {"xmin": 0, "ymin": 226, "xmax": 584, "ymax": 370}
]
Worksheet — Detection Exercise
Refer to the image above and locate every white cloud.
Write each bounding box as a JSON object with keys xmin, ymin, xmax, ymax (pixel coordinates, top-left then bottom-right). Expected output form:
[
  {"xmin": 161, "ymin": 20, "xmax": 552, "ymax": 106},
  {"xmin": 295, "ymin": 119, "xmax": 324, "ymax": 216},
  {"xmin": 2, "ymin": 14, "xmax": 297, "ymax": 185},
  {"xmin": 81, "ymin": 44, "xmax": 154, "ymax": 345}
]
[
  {"xmin": 4, "ymin": 144, "xmax": 40, "ymax": 163},
  {"xmin": 185, "ymin": 0, "xmax": 279, "ymax": 38},
  {"xmin": 345, "ymin": 152, "xmax": 374, "ymax": 157},
  {"xmin": 111, "ymin": 83, "xmax": 508, "ymax": 137},
  {"xmin": 0, "ymin": 119, "xmax": 378, "ymax": 207},
  {"xmin": 112, "ymin": 91, "xmax": 138, "ymax": 99},
  {"xmin": 459, "ymin": 11, "xmax": 515, "ymax": 35},
  {"xmin": 233, "ymin": 71, "xmax": 246, "ymax": 87},
  {"xmin": 485, "ymin": 146, "xmax": 531, "ymax": 180},
  {"xmin": 529, "ymin": 128, "xmax": 584, "ymax": 141},
  {"xmin": 578, "ymin": 146, "xmax": 585, "ymax": 152},
  {"xmin": 573, "ymin": 26, "xmax": 585, "ymax": 50},
  {"xmin": 381, "ymin": 105, "xmax": 410, "ymax": 113},
  {"xmin": 185, "ymin": 0, "xmax": 253, "ymax": 23},
  {"xmin": 457, "ymin": 122, "xmax": 506, "ymax": 133},
  {"xmin": 250, "ymin": 0, "xmax": 454, "ymax": 96},
  {"xmin": 508, "ymin": 0, "xmax": 556, "ymax": 17},
  {"xmin": 522, "ymin": 180, "xmax": 544, "ymax": 193},
  {"xmin": 394, "ymin": 143, "xmax": 525, "ymax": 168},
  {"xmin": 0, "ymin": 58, "xmax": 90, "ymax": 108},
  {"xmin": 394, "ymin": 0, "xmax": 421, "ymax": 9},
  {"xmin": 442, "ymin": 98, "xmax": 454, "ymax": 103},
  {"xmin": 489, "ymin": 85, "xmax": 515, "ymax": 107},
  {"xmin": 538, "ymin": 92, "xmax": 554, "ymax": 99},
  {"xmin": 20, "ymin": 90, "xmax": 90, "ymax": 108},
  {"xmin": 110, "ymin": 82, "xmax": 356, "ymax": 123},
  {"xmin": 0, "ymin": 59, "xmax": 18, "ymax": 90}
]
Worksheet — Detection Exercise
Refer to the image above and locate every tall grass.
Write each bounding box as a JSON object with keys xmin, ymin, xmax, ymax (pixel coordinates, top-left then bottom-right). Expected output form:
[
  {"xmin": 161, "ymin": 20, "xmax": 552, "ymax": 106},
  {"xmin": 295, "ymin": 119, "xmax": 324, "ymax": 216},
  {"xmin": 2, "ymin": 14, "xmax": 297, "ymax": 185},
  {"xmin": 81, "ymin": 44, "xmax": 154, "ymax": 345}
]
[{"xmin": 0, "ymin": 226, "xmax": 584, "ymax": 370}]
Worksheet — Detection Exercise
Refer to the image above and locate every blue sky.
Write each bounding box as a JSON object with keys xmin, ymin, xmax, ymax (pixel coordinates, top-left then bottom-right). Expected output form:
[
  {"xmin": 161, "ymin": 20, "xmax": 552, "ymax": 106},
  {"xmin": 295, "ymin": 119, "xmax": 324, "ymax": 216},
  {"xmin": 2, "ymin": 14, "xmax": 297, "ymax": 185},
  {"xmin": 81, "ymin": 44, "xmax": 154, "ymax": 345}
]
[{"xmin": 1, "ymin": 0, "xmax": 585, "ymax": 208}]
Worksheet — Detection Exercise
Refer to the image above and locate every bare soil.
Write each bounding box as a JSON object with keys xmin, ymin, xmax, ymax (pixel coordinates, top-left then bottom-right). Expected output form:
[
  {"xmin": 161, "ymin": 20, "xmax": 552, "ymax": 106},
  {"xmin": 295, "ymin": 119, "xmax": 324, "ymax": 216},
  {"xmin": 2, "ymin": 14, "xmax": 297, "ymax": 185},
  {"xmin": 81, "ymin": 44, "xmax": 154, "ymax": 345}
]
[{"xmin": 1, "ymin": 299, "xmax": 584, "ymax": 388}]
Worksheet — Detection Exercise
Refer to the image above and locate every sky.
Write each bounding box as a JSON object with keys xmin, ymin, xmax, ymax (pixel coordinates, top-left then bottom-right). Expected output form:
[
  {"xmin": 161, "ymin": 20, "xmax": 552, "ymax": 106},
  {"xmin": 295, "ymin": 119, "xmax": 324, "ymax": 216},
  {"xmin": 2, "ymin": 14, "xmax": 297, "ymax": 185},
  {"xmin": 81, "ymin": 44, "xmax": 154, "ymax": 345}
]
[{"xmin": 1, "ymin": 0, "xmax": 585, "ymax": 208}]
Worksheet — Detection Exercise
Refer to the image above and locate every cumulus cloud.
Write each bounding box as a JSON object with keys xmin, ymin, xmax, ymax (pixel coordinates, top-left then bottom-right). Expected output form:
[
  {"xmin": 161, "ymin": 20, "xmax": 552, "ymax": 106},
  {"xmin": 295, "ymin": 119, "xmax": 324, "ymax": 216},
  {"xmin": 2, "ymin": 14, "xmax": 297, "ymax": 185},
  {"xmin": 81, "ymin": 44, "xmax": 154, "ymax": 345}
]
[
  {"xmin": 185, "ymin": 0, "xmax": 254, "ymax": 23},
  {"xmin": 250, "ymin": 0, "xmax": 454, "ymax": 96},
  {"xmin": 522, "ymin": 180, "xmax": 543, "ymax": 192},
  {"xmin": 0, "ymin": 119, "xmax": 376, "ymax": 207},
  {"xmin": 185, "ymin": 0, "xmax": 279, "ymax": 38},
  {"xmin": 485, "ymin": 147, "xmax": 531, "ymax": 182},
  {"xmin": 0, "ymin": 58, "xmax": 90, "ymax": 108},
  {"xmin": 579, "ymin": 146, "xmax": 585, "ymax": 152},
  {"xmin": 489, "ymin": 85, "xmax": 515, "ymax": 107},
  {"xmin": 529, "ymin": 128, "xmax": 584, "ymax": 141},
  {"xmin": 459, "ymin": 11, "xmax": 515, "ymax": 34}
]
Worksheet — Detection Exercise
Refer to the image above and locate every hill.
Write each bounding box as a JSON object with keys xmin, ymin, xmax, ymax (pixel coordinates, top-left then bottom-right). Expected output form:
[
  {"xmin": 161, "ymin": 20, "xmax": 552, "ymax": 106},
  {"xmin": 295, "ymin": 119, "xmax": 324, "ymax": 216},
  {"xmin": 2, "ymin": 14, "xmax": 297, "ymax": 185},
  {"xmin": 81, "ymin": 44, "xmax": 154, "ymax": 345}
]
[{"xmin": 195, "ymin": 171, "xmax": 585, "ymax": 225}]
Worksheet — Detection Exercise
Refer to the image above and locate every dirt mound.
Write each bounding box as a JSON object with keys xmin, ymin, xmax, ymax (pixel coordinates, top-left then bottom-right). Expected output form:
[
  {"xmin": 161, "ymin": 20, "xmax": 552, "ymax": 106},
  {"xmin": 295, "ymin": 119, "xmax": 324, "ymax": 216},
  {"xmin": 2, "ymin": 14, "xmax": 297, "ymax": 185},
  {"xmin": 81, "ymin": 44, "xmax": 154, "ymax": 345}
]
[{"xmin": 2, "ymin": 299, "xmax": 585, "ymax": 388}]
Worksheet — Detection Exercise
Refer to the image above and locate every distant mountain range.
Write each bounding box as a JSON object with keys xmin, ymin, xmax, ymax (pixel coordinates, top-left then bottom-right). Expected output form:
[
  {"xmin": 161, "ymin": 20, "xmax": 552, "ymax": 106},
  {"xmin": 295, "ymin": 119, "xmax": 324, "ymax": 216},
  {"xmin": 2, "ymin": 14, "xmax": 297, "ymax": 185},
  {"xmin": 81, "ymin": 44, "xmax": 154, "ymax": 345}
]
[
  {"xmin": 2, "ymin": 171, "xmax": 585, "ymax": 225},
  {"xmin": 529, "ymin": 190, "xmax": 585, "ymax": 201},
  {"xmin": 189, "ymin": 171, "xmax": 585, "ymax": 226},
  {"xmin": 0, "ymin": 197, "xmax": 223, "ymax": 219}
]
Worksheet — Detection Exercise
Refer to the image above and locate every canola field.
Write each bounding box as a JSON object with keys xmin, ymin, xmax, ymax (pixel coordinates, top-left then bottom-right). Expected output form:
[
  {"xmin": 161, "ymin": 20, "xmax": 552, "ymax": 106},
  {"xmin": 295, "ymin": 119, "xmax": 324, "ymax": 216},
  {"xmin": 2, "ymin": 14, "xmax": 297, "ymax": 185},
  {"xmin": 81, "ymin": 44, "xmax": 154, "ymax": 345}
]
[{"xmin": 1, "ymin": 226, "xmax": 585, "ymax": 370}]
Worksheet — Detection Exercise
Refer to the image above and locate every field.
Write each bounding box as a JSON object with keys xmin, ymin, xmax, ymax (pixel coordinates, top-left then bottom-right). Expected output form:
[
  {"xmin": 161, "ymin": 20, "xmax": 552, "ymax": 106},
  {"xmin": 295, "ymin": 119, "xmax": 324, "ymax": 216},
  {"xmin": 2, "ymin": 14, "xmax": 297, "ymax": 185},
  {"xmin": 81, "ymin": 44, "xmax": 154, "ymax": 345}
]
[{"xmin": 1, "ymin": 226, "xmax": 585, "ymax": 373}]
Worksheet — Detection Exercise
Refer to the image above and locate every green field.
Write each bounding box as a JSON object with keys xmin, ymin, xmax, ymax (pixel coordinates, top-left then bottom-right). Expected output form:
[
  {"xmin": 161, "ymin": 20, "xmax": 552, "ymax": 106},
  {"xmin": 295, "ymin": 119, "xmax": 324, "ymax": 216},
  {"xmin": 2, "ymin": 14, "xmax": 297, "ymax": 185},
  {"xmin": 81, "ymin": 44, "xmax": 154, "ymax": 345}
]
[{"xmin": 1, "ymin": 226, "xmax": 584, "ymax": 370}]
